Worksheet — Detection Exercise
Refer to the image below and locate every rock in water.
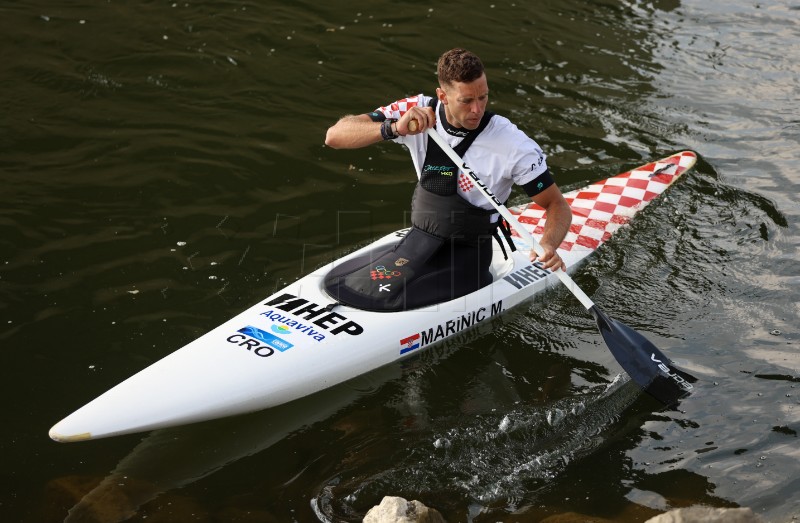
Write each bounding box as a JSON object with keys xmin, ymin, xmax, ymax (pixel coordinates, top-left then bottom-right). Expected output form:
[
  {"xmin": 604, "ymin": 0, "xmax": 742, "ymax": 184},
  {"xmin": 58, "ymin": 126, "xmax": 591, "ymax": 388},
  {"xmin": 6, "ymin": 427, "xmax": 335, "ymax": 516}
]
[
  {"xmin": 363, "ymin": 496, "xmax": 446, "ymax": 523},
  {"xmin": 645, "ymin": 507, "xmax": 763, "ymax": 523}
]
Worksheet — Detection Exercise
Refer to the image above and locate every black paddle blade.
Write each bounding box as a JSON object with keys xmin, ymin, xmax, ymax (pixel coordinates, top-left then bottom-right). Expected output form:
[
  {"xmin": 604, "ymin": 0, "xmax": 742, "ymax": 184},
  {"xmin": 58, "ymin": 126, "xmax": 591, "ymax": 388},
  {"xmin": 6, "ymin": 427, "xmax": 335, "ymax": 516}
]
[{"xmin": 590, "ymin": 305, "xmax": 697, "ymax": 406}]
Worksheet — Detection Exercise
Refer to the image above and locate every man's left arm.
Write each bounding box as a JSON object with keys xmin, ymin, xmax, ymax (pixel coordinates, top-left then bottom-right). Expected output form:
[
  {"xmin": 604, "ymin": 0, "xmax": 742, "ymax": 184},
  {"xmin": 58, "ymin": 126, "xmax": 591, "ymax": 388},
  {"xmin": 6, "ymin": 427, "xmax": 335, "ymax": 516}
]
[{"xmin": 529, "ymin": 184, "xmax": 571, "ymax": 272}]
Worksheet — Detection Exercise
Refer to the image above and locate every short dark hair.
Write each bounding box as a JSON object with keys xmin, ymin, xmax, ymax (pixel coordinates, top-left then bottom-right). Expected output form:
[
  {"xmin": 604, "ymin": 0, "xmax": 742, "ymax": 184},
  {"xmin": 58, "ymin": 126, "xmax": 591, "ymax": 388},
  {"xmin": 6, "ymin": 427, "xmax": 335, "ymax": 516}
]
[{"xmin": 437, "ymin": 48, "xmax": 484, "ymax": 86}]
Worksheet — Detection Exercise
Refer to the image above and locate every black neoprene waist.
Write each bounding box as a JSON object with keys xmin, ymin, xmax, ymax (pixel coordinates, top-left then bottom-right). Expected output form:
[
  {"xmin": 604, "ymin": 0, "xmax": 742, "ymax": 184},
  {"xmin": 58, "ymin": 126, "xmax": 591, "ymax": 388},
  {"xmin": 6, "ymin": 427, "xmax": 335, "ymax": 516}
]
[{"xmin": 410, "ymin": 185, "xmax": 495, "ymax": 243}]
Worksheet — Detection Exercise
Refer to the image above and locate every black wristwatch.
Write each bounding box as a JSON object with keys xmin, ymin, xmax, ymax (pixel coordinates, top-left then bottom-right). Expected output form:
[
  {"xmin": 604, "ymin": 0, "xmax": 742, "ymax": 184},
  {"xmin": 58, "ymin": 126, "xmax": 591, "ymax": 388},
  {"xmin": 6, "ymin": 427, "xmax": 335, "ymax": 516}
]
[{"xmin": 381, "ymin": 118, "xmax": 399, "ymax": 140}]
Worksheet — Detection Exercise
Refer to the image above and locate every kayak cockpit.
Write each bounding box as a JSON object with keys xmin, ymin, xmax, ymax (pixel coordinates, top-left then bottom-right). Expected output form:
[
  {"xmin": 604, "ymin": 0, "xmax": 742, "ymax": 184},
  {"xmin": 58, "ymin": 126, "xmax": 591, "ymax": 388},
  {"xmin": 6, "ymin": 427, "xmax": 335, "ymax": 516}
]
[{"xmin": 322, "ymin": 233, "xmax": 520, "ymax": 312}]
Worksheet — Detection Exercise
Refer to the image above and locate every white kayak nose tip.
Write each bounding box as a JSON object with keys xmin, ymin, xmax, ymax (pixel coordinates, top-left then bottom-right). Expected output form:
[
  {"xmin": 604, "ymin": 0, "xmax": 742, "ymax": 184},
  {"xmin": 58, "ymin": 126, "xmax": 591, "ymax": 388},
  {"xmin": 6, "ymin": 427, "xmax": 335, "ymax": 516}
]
[{"xmin": 49, "ymin": 422, "xmax": 93, "ymax": 443}]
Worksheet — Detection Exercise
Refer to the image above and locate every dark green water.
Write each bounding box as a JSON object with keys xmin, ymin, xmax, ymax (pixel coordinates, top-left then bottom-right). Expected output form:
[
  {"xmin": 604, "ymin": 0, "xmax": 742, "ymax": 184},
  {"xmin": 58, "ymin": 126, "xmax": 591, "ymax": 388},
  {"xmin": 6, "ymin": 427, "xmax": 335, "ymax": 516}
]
[{"xmin": 2, "ymin": 1, "xmax": 798, "ymax": 522}]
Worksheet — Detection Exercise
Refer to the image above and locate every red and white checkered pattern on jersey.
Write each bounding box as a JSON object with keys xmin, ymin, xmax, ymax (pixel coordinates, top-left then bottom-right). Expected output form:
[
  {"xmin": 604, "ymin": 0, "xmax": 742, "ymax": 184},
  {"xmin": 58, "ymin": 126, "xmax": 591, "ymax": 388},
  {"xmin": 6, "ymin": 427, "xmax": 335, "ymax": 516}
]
[
  {"xmin": 510, "ymin": 151, "xmax": 696, "ymax": 252},
  {"xmin": 458, "ymin": 173, "xmax": 474, "ymax": 193},
  {"xmin": 377, "ymin": 96, "xmax": 421, "ymax": 119}
]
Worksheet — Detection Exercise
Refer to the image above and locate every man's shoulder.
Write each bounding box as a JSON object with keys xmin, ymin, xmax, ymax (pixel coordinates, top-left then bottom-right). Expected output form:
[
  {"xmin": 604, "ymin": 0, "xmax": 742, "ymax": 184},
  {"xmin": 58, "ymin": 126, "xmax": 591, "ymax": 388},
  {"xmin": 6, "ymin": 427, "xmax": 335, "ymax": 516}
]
[
  {"xmin": 481, "ymin": 114, "xmax": 532, "ymax": 146},
  {"xmin": 478, "ymin": 114, "xmax": 546, "ymax": 175},
  {"xmin": 484, "ymin": 112, "xmax": 521, "ymax": 133}
]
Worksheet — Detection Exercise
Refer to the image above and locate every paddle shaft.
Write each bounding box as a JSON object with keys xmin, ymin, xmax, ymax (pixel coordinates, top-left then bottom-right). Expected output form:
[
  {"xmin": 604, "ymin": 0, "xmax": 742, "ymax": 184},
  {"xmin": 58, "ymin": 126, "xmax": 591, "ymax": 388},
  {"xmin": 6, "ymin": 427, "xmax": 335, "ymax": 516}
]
[{"xmin": 424, "ymin": 128, "xmax": 595, "ymax": 310}]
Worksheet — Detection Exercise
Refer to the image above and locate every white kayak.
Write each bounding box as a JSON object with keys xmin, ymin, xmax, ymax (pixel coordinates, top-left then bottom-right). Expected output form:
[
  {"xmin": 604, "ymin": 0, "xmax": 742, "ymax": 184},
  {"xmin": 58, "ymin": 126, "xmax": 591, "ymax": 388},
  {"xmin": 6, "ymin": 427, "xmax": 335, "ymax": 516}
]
[{"xmin": 49, "ymin": 151, "xmax": 697, "ymax": 442}]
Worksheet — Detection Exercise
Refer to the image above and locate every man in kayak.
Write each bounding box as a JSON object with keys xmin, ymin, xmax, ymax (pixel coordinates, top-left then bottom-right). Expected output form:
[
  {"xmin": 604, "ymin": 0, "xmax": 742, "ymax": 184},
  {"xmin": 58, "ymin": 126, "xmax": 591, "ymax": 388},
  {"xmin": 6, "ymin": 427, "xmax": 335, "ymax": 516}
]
[{"xmin": 324, "ymin": 48, "xmax": 572, "ymax": 311}]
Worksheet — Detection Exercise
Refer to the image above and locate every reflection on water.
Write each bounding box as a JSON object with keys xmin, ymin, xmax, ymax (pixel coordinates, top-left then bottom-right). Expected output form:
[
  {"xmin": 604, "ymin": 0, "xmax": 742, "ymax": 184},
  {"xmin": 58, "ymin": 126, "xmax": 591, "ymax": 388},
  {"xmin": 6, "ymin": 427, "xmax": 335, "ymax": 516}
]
[
  {"xmin": 2, "ymin": 0, "xmax": 799, "ymax": 521},
  {"xmin": 63, "ymin": 366, "xmax": 398, "ymax": 522}
]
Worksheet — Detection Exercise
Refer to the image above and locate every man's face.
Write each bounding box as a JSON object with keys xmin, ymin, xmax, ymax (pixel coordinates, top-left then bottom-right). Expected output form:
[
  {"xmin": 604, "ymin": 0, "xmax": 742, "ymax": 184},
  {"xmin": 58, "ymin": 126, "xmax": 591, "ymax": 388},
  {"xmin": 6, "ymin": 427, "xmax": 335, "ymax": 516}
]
[{"xmin": 437, "ymin": 73, "xmax": 489, "ymax": 130}]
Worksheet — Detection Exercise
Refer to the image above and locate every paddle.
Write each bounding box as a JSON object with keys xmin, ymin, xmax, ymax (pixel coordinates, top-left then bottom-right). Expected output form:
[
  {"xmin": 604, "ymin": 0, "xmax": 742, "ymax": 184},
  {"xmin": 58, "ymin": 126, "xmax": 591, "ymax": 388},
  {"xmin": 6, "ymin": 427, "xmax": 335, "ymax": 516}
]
[{"xmin": 423, "ymin": 126, "xmax": 697, "ymax": 406}]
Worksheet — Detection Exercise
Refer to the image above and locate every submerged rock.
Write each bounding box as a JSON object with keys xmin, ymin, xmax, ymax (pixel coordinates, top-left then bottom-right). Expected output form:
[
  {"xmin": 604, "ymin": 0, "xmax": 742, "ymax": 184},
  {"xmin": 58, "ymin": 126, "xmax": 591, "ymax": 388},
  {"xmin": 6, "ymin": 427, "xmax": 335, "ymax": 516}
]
[
  {"xmin": 645, "ymin": 506, "xmax": 763, "ymax": 523},
  {"xmin": 363, "ymin": 496, "xmax": 446, "ymax": 523}
]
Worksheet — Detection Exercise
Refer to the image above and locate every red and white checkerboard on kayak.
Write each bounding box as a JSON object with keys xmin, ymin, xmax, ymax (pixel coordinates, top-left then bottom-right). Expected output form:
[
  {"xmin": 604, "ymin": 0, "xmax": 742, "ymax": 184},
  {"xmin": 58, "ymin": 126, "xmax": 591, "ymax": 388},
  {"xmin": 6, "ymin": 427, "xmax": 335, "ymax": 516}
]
[{"xmin": 510, "ymin": 151, "xmax": 697, "ymax": 253}]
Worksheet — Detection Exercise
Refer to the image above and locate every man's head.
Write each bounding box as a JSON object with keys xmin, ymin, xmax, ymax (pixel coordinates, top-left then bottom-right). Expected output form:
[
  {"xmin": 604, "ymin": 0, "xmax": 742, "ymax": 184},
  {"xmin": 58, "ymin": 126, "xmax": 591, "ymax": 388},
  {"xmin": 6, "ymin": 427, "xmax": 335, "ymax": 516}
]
[
  {"xmin": 436, "ymin": 48, "xmax": 489, "ymax": 130},
  {"xmin": 437, "ymin": 48, "xmax": 485, "ymax": 87}
]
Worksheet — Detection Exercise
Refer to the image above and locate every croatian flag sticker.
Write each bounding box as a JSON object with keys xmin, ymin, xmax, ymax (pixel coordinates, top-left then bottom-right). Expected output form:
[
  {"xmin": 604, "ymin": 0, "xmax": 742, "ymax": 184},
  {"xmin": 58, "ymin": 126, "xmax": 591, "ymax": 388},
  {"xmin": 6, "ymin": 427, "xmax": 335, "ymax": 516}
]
[{"xmin": 400, "ymin": 333, "xmax": 421, "ymax": 355}]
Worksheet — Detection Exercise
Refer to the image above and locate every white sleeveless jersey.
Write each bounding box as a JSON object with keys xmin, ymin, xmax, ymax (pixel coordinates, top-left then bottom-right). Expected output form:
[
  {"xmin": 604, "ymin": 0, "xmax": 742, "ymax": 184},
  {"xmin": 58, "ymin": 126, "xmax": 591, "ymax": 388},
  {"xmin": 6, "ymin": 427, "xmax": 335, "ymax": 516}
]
[{"xmin": 375, "ymin": 94, "xmax": 549, "ymax": 214}]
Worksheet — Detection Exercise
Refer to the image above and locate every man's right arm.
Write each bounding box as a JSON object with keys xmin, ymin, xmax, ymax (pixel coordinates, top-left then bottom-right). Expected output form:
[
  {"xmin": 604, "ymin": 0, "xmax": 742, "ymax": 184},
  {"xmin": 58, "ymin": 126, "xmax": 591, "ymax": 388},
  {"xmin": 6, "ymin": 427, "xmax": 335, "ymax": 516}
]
[
  {"xmin": 325, "ymin": 101, "xmax": 436, "ymax": 150},
  {"xmin": 325, "ymin": 114, "xmax": 385, "ymax": 150}
]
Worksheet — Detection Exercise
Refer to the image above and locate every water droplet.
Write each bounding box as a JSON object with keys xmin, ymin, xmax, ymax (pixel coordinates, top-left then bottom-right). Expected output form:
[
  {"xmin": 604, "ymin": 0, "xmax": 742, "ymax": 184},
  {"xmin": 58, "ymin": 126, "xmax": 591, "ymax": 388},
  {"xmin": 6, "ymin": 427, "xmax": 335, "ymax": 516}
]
[
  {"xmin": 433, "ymin": 437, "xmax": 451, "ymax": 449},
  {"xmin": 547, "ymin": 408, "xmax": 565, "ymax": 426},
  {"xmin": 498, "ymin": 415, "xmax": 511, "ymax": 432}
]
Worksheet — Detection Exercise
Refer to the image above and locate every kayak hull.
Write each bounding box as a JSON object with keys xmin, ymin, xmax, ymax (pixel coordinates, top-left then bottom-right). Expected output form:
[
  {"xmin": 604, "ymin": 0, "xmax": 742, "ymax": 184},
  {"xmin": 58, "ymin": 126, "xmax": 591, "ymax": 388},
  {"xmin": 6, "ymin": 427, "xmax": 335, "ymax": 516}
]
[{"xmin": 50, "ymin": 151, "xmax": 697, "ymax": 442}]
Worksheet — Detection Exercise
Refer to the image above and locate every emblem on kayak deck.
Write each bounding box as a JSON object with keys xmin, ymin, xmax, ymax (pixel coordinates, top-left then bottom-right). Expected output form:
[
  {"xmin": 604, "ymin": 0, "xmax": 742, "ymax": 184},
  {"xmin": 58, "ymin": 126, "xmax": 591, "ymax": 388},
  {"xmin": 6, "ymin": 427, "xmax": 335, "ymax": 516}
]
[
  {"xmin": 400, "ymin": 333, "xmax": 420, "ymax": 355},
  {"xmin": 378, "ymin": 283, "xmax": 391, "ymax": 293},
  {"xmin": 237, "ymin": 326, "xmax": 294, "ymax": 353},
  {"xmin": 370, "ymin": 265, "xmax": 401, "ymax": 280},
  {"xmin": 398, "ymin": 301, "xmax": 504, "ymax": 355},
  {"xmin": 263, "ymin": 293, "xmax": 364, "ymax": 336},
  {"xmin": 394, "ymin": 257, "xmax": 409, "ymax": 266},
  {"xmin": 270, "ymin": 324, "xmax": 291, "ymax": 335}
]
